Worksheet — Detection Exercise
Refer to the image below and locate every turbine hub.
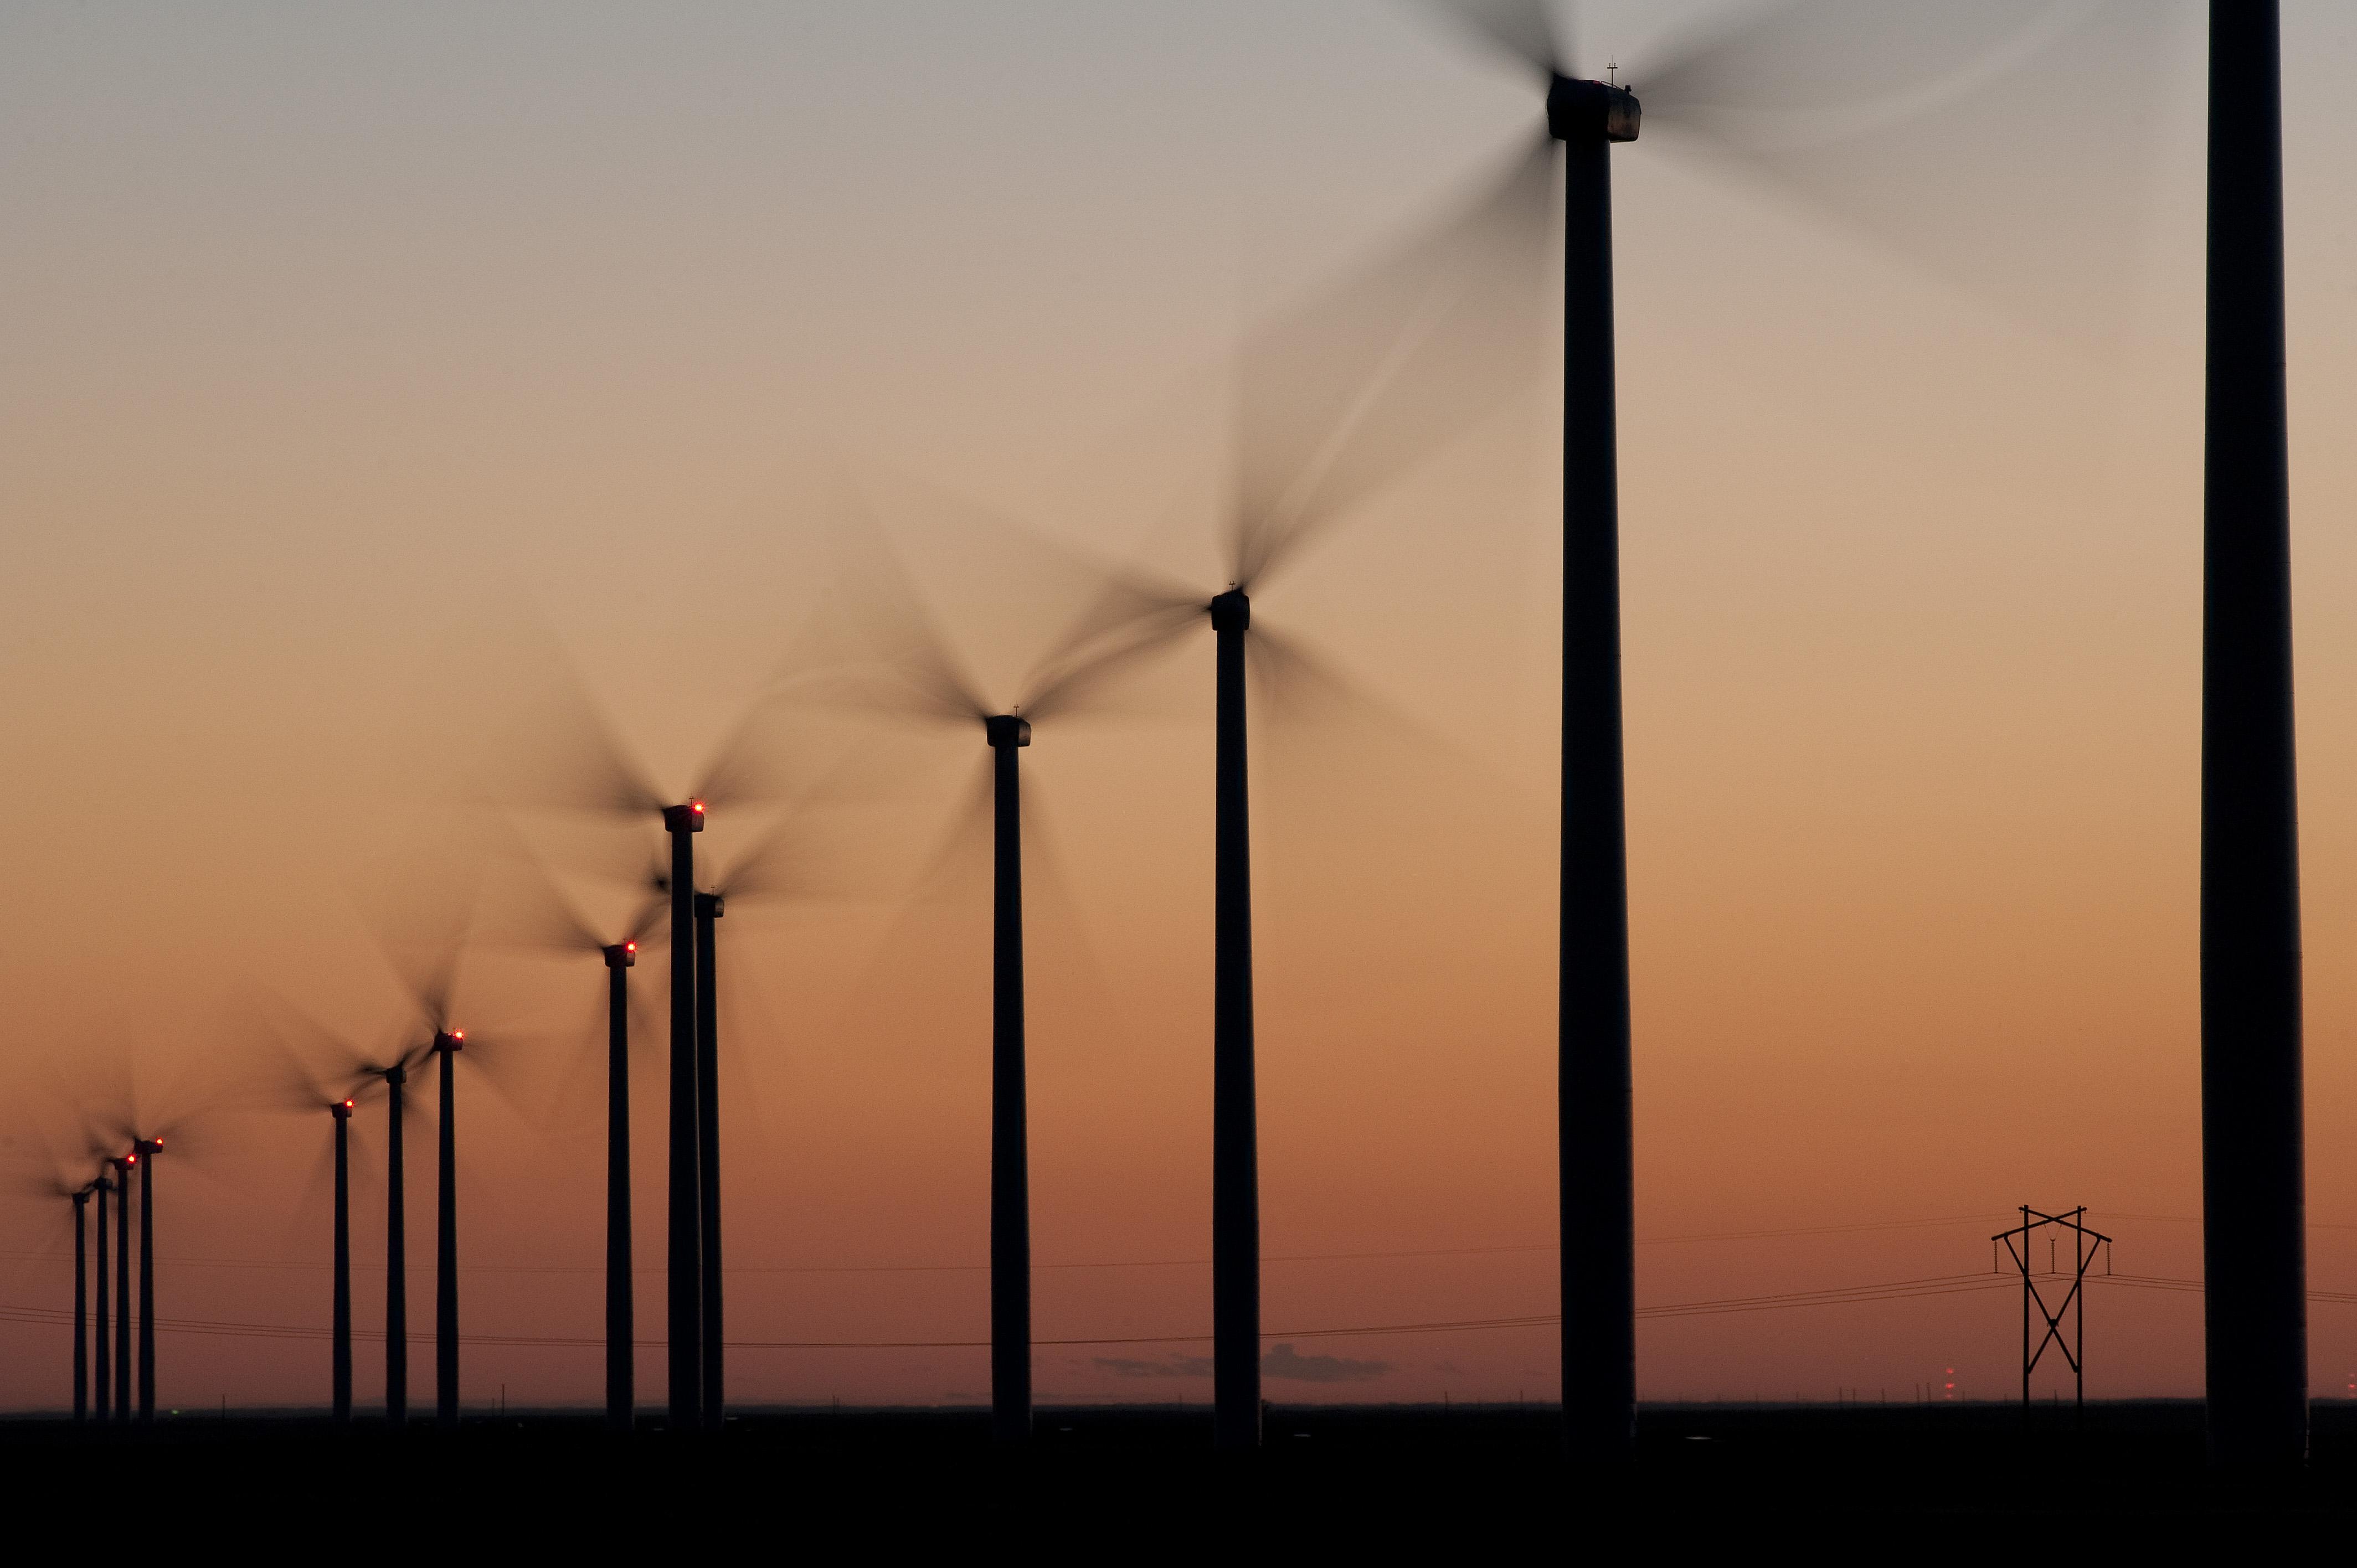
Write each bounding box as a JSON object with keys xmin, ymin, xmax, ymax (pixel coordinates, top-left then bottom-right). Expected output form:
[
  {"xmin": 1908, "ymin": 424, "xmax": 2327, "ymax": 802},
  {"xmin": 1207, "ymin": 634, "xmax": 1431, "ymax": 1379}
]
[
  {"xmin": 1547, "ymin": 76, "xmax": 1640, "ymax": 144},
  {"xmin": 985, "ymin": 714, "xmax": 1032, "ymax": 750},
  {"xmin": 1210, "ymin": 588, "xmax": 1250, "ymax": 633}
]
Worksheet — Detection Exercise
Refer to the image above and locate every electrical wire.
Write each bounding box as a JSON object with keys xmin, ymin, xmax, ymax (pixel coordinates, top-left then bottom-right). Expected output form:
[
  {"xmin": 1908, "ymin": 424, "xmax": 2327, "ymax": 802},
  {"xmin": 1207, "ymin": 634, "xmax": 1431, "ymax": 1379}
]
[{"xmin": 0, "ymin": 1210, "xmax": 2030, "ymax": 1279}]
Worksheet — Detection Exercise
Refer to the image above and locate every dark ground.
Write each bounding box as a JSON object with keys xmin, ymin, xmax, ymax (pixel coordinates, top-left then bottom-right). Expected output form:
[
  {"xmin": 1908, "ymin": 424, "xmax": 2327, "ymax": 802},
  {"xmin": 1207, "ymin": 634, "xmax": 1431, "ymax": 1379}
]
[{"xmin": 9, "ymin": 1401, "xmax": 2357, "ymax": 1546}]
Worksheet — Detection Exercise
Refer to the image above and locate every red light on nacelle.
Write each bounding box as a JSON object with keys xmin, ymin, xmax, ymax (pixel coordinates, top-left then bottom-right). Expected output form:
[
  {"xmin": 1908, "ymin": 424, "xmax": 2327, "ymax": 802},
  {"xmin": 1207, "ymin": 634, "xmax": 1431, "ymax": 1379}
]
[
  {"xmin": 452, "ymin": 1030, "xmax": 465, "ymax": 1041},
  {"xmin": 691, "ymin": 801, "xmax": 705, "ymax": 814},
  {"xmin": 625, "ymin": 941, "xmax": 636, "ymax": 953},
  {"xmin": 342, "ymin": 1099, "xmax": 354, "ymax": 1109}
]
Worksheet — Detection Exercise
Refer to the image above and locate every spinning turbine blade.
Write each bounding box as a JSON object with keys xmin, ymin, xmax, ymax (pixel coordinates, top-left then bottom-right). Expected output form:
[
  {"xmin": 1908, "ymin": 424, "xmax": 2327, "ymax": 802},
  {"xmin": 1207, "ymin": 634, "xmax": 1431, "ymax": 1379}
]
[
  {"xmin": 1635, "ymin": 0, "xmax": 2180, "ymax": 342},
  {"xmin": 1231, "ymin": 133, "xmax": 1554, "ymax": 591},
  {"xmin": 1416, "ymin": 0, "xmax": 1567, "ymax": 80}
]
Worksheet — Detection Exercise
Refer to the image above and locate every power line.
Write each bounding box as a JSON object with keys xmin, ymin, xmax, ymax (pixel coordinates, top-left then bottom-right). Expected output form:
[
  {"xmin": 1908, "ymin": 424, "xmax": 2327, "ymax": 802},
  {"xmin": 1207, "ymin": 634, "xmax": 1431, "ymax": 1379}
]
[
  {"xmin": 0, "ymin": 1211, "xmax": 2031, "ymax": 1280},
  {"xmin": 0, "ymin": 1271, "xmax": 2066, "ymax": 1353}
]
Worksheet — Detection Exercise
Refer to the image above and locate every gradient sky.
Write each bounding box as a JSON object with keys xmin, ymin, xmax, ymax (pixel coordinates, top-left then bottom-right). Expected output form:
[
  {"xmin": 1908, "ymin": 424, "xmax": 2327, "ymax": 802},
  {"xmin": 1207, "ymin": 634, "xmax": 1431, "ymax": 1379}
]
[{"xmin": 4, "ymin": 1, "xmax": 2357, "ymax": 1414}]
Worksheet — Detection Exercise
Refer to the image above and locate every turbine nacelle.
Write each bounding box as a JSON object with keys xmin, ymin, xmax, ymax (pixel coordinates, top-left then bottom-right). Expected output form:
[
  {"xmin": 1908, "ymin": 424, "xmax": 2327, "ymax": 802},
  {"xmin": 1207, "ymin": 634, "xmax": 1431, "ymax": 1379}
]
[
  {"xmin": 331, "ymin": 1098, "xmax": 355, "ymax": 1122},
  {"xmin": 604, "ymin": 940, "xmax": 637, "ymax": 969},
  {"xmin": 1210, "ymin": 588, "xmax": 1250, "ymax": 633},
  {"xmin": 984, "ymin": 714, "xmax": 1031, "ymax": 750},
  {"xmin": 433, "ymin": 1029, "xmax": 465, "ymax": 1056},
  {"xmin": 693, "ymin": 891, "xmax": 726, "ymax": 920},
  {"xmin": 132, "ymin": 1138, "xmax": 162, "ymax": 1158},
  {"xmin": 663, "ymin": 801, "xmax": 707, "ymax": 835},
  {"xmin": 1547, "ymin": 76, "xmax": 1640, "ymax": 144}
]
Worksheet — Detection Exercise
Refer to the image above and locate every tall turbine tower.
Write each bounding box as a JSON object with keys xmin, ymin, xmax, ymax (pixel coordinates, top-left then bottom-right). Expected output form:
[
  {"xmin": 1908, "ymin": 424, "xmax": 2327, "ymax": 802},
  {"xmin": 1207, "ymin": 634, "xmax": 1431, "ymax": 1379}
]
[
  {"xmin": 1546, "ymin": 63, "xmax": 1640, "ymax": 1468},
  {"xmin": 2200, "ymin": 0, "xmax": 2303, "ymax": 1468}
]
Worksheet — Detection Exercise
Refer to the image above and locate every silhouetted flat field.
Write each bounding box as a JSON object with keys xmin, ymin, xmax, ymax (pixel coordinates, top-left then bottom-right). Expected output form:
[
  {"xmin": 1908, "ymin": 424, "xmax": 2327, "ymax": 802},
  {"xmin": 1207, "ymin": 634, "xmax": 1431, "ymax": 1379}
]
[{"xmin": 9, "ymin": 1401, "xmax": 2356, "ymax": 1542}]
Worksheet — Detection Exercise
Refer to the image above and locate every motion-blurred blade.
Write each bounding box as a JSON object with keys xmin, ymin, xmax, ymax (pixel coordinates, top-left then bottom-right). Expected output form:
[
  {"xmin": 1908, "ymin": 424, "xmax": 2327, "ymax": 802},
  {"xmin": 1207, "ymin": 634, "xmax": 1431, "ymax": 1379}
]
[
  {"xmin": 478, "ymin": 821, "xmax": 608, "ymax": 955},
  {"xmin": 789, "ymin": 486, "xmax": 993, "ymax": 730},
  {"xmin": 1016, "ymin": 777, "xmax": 1125, "ymax": 1050},
  {"xmin": 1020, "ymin": 571, "xmax": 1205, "ymax": 725},
  {"xmin": 1638, "ymin": 0, "xmax": 2180, "ymax": 344},
  {"xmin": 475, "ymin": 620, "xmax": 667, "ymax": 818},
  {"xmin": 1231, "ymin": 131, "xmax": 1553, "ymax": 591},
  {"xmin": 1245, "ymin": 622, "xmax": 1484, "ymax": 798},
  {"xmin": 542, "ymin": 990, "xmax": 615, "ymax": 1140},
  {"xmin": 904, "ymin": 754, "xmax": 997, "ymax": 907},
  {"xmin": 712, "ymin": 814, "xmax": 837, "ymax": 908},
  {"xmin": 364, "ymin": 855, "xmax": 485, "ymax": 1035},
  {"xmin": 1412, "ymin": 0, "xmax": 1567, "ymax": 80}
]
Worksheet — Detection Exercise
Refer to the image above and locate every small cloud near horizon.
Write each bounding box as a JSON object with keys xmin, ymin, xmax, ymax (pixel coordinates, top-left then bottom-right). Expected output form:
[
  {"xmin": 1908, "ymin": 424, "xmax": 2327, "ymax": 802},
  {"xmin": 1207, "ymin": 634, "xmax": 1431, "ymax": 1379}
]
[
  {"xmin": 1094, "ymin": 1355, "xmax": 1216, "ymax": 1380},
  {"xmin": 1263, "ymin": 1344, "xmax": 1390, "ymax": 1384}
]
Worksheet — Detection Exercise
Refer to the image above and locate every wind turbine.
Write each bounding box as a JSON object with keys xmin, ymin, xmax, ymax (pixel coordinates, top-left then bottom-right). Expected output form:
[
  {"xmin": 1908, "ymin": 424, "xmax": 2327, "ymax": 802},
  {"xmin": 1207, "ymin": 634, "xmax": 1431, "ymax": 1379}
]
[
  {"xmin": 330, "ymin": 1095, "xmax": 356, "ymax": 1424},
  {"xmin": 266, "ymin": 1000, "xmax": 435, "ymax": 1427},
  {"xmin": 90, "ymin": 1123, "xmax": 185, "ymax": 1425},
  {"xmin": 493, "ymin": 646, "xmax": 803, "ymax": 1430},
  {"xmin": 106, "ymin": 1152, "xmax": 130, "ymax": 1422},
  {"xmin": 688, "ymin": 787, "xmax": 844, "ymax": 1426},
  {"xmin": 262, "ymin": 1054, "xmax": 372, "ymax": 1427},
  {"xmin": 70, "ymin": 1182, "xmax": 90, "ymax": 1422},
  {"xmin": 131, "ymin": 1136, "xmax": 162, "ymax": 1422},
  {"xmin": 483, "ymin": 828, "xmax": 668, "ymax": 1431},
  {"xmin": 92, "ymin": 1167, "xmax": 112, "ymax": 1422},
  {"xmin": 1399, "ymin": 0, "xmax": 2188, "ymax": 1461},
  {"xmin": 397, "ymin": 976, "xmax": 527, "ymax": 1431},
  {"xmin": 811, "ymin": 503, "xmax": 1200, "ymax": 1445},
  {"xmin": 1025, "ymin": 156, "xmax": 1553, "ymax": 1448},
  {"xmin": 366, "ymin": 849, "xmax": 553, "ymax": 1433},
  {"xmin": 374, "ymin": 1044, "xmax": 430, "ymax": 1425},
  {"xmin": 17, "ymin": 1167, "xmax": 99, "ymax": 1422}
]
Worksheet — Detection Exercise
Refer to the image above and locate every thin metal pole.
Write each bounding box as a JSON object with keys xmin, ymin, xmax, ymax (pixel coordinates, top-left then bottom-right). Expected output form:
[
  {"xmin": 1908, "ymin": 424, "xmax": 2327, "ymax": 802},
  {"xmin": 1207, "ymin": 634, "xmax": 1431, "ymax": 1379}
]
[
  {"xmin": 1210, "ymin": 590, "xmax": 1259, "ymax": 1453},
  {"xmin": 605, "ymin": 948, "xmax": 634, "ymax": 1431},
  {"xmin": 664, "ymin": 804, "xmax": 703, "ymax": 1431},
  {"xmin": 71, "ymin": 1192, "xmax": 88, "ymax": 1423},
  {"xmin": 137, "ymin": 1151, "xmax": 154, "ymax": 1422},
  {"xmin": 2200, "ymin": 0, "xmax": 2307, "ymax": 1470},
  {"xmin": 113, "ymin": 1160, "xmax": 129, "ymax": 1421},
  {"xmin": 694, "ymin": 892, "xmax": 725, "ymax": 1429},
  {"xmin": 333, "ymin": 1106, "xmax": 352, "ymax": 1425},
  {"xmin": 988, "ymin": 716, "xmax": 1033, "ymax": 1443},
  {"xmin": 385, "ymin": 1068, "xmax": 408, "ymax": 1426},
  {"xmin": 94, "ymin": 1181, "xmax": 109, "ymax": 1422},
  {"xmin": 1558, "ymin": 104, "xmax": 1636, "ymax": 1466},
  {"xmin": 436, "ymin": 1039, "xmax": 459, "ymax": 1429}
]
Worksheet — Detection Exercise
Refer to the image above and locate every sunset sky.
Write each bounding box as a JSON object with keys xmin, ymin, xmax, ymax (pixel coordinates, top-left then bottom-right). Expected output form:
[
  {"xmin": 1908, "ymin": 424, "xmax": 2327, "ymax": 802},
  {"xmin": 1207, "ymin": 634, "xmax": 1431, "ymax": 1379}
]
[{"xmin": 6, "ymin": 1, "xmax": 2357, "ymax": 1414}]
